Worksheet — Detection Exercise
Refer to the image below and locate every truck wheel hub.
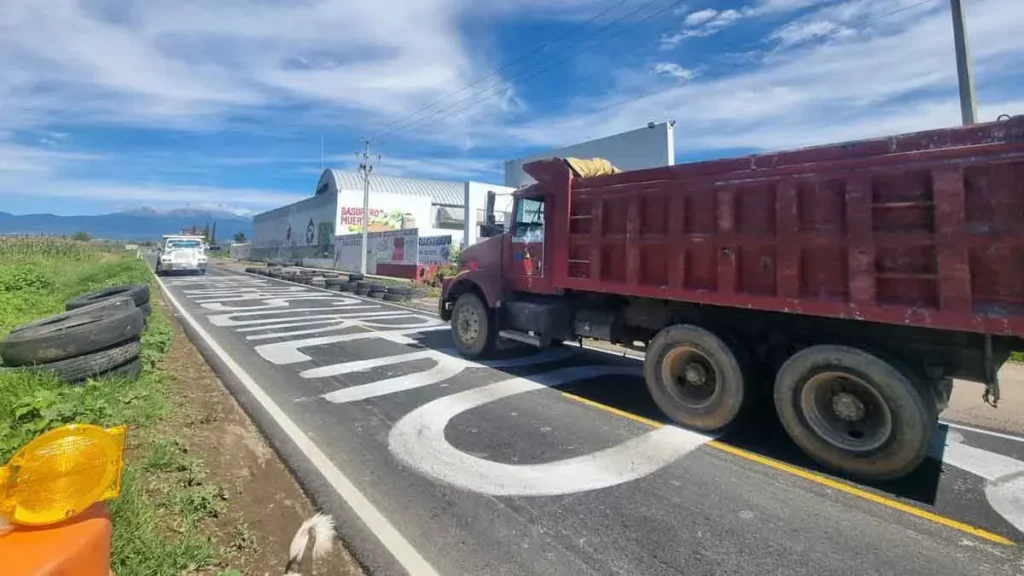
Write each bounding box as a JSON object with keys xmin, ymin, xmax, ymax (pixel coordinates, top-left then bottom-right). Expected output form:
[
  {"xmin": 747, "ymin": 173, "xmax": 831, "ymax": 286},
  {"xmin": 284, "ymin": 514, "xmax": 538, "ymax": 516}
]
[
  {"xmin": 457, "ymin": 308, "xmax": 479, "ymax": 342},
  {"xmin": 683, "ymin": 363, "xmax": 708, "ymax": 386},
  {"xmin": 831, "ymin": 392, "xmax": 865, "ymax": 422},
  {"xmin": 801, "ymin": 372, "xmax": 893, "ymax": 453}
]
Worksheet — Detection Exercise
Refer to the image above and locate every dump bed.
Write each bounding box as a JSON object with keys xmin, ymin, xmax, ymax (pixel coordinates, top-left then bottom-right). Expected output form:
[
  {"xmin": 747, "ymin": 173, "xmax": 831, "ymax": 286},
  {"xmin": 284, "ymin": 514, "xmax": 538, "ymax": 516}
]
[{"xmin": 527, "ymin": 116, "xmax": 1024, "ymax": 337}]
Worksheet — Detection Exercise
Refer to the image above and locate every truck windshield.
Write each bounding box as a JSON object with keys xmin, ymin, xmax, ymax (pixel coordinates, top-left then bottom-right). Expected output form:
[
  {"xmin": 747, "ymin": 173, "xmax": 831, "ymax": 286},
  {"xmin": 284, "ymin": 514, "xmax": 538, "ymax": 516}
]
[{"xmin": 166, "ymin": 240, "xmax": 202, "ymax": 250}]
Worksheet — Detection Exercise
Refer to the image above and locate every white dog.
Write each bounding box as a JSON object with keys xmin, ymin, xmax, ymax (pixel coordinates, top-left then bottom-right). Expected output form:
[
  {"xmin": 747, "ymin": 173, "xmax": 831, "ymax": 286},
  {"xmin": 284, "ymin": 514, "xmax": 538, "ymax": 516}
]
[{"xmin": 284, "ymin": 513, "xmax": 335, "ymax": 576}]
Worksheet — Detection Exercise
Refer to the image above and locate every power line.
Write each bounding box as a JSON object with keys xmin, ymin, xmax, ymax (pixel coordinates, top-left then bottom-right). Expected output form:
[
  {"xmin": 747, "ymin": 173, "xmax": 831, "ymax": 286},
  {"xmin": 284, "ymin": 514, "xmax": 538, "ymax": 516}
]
[
  {"xmin": 375, "ymin": 0, "xmax": 686, "ymax": 146},
  {"xmin": 366, "ymin": 0, "xmax": 632, "ymax": 139}
]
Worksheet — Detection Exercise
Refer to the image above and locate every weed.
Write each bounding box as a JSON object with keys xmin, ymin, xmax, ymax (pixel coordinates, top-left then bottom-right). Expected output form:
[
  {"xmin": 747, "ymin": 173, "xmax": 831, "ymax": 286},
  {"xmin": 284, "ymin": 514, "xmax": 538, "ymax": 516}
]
[{"xmin": 230, "ymin": 521, "xmax": 258, "ymax": 554}]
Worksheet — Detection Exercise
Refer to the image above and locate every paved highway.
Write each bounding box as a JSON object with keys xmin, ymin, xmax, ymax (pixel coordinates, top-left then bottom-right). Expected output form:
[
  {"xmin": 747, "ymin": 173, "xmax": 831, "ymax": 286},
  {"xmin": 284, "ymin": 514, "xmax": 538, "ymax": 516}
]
[{"xmin": 155, "ymin": 263, "xmax": 1024, "ymax": 576}]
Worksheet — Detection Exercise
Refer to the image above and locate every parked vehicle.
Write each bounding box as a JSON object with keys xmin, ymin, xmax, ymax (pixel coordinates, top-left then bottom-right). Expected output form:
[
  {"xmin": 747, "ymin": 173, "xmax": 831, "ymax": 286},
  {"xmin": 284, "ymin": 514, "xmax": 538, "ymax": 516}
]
[
  {"xmin": 440, "ymin": 115, "xmax": 1024, "ymax": 481},
  {"xmin": 155, "ymin": 235, "xmax": 208, "ymax": 276}
]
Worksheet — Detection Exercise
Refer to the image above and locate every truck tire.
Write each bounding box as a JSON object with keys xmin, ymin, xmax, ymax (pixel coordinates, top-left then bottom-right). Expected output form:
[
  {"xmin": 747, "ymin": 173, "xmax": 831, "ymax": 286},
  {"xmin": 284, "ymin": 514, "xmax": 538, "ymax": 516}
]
[
  {"xmin": 451, "ymin": 292, "xmax": 497, "ymax": 358},
  {"xmin": 0, "ymin": 307, "xmax": 145, "ymax": 367},
  {"xmin": 644, "ymin": 324, "xmax": 750, "ymax": 431},
  {"xmin": 324, "ymin": 277, "xmax": 346, "ymax": 286},
  {"xmin": 11, "ymin": 339, "xmax": 142, "ymax": 384},
  {"xmin": 348, "ymin": 273, "xmax": 364, "ymax": 282},
  {"xmin": 773, "ymin": 345, "xmax": 934, "ymax": 480},
  {"xmin": 66, "ymin": 284, "xmax": 150, "ymax": 310}
]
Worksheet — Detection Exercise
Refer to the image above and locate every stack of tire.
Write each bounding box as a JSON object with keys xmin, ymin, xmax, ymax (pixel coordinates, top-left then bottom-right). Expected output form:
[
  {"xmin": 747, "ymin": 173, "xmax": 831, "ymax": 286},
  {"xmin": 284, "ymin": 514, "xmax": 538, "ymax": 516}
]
[
  {"xmin": 383, "ymin": 285, "xmax": 414, "ymax": 303},
  {"xmin": 0, "ymin": 284, "xmax": 152, "ymax": 384}
]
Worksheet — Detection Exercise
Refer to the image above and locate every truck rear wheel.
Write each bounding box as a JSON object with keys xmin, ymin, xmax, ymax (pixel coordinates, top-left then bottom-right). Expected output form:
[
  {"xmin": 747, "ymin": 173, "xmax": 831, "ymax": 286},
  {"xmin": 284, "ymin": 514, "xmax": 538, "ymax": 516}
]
[
  {"xmin": 773, "ymin": 345, "xmax": 935, "ymax": 480},
  {"xmin": 451, "ymin": 292, "xmax": 496, "ymax": 358},
  {"xmin": 644, "ymin": 325, "xmax": 750, "ymax": 431}
]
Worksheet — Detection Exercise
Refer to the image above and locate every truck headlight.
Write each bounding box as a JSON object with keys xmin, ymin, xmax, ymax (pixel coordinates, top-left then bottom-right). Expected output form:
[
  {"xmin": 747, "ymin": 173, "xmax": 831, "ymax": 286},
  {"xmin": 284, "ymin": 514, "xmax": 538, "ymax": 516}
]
[{"xmin": 0, "ymin": 424, "xmax": 126, "ymax": 527}]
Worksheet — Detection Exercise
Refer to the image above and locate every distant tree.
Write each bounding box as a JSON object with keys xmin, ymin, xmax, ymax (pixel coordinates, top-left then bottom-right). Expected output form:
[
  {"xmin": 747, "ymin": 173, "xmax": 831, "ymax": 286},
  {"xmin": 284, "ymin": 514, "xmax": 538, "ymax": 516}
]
[
  {"xmin": 202, "ymin": 223, "xmax": 211, "ymax": 243},
  {"xmin": 210, "ymin": 220, "xmax": 217, "ymax": 245},
  {"xmin": 233, "ymin": 231, "xmax": 247, "ymax": 243},
  {"xmin": 72, "ymin": 231, "xmax": 91, "ymax": 242}
]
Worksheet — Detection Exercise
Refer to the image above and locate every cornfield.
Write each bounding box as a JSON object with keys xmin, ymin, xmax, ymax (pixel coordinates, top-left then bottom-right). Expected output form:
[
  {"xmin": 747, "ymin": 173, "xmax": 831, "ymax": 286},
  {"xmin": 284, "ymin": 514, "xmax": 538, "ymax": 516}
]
[{"xmin": 0, "ymin": 237, "xmax": 96, "ymax": 261}]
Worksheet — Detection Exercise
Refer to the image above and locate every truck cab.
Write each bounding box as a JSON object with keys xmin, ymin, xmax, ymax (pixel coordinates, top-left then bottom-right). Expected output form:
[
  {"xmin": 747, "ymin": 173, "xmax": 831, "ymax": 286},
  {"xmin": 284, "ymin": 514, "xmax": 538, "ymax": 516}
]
[{"xmin": 156, "ymin": 235, "xmax": 208, "ymax": 276}]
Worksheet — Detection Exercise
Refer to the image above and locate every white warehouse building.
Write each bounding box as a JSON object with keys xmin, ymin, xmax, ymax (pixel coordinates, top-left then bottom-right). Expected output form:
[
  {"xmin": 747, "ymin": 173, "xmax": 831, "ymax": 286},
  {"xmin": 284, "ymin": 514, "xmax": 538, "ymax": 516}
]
[{"xmin": 250, "ymin": 168, "xmax": 512, "ymax": 263}]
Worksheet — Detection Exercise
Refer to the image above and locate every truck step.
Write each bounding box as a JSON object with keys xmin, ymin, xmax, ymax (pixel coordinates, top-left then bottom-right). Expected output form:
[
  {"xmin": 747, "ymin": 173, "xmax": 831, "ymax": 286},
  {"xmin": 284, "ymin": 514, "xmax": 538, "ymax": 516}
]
[{"xmin": 498, "ymin": 330, "xmax": 541, "ymax": 347}]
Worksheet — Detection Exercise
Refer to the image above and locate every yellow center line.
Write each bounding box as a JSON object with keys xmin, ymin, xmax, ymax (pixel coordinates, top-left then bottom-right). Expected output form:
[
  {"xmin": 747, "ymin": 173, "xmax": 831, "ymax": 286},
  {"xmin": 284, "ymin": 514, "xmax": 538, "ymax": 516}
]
[{"xmin": 559, "ymin": 391, "xmax": 1016, "ymax": 547}]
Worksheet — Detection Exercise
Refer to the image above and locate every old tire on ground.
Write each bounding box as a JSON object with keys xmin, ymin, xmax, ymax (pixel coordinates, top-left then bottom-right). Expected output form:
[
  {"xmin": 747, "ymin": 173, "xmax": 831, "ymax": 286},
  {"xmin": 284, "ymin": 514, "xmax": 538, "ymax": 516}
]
[
  {"xmin": 451, "ymin": 292, "xmax": 496, "ymax": 358},
  {"xmin": 324, "ymin": 277, "xmax": 346, "ymax": 286},
  {"xmin": 13, "ymin": 296, "xmax": 136, "ymax": 334},
  {"xmin": 140, "ymin": 302, "xmax": 152, "ymax": 318},
  {"xmin": 644, "ymin": 324, "xmax": 750, "ymax": 431},
  {"xmin": 348, "ymin": 273, "xmax": 364, "ymax": 282},
  {"xmin": 13, "ymin": 340, "xmax": 142, "ymax": 383},
  {"xmin": 66, "ymin": 284, "xmax": 150, "ymax": 311},
  {"xmin": 355, "ymin": 286, "xmax": 370, "ymax": 296},
  {"xmin": 367, "ymin": 283, "xmax": 386, "ymax": 292},
  {"xmin": 339, "ymin": 282, "xmax": 355, "ymax": 292},
  {"xmin": 368, "ymin": 290, "xmax": 385, "ymax": 299},
  {"xmin": 382, "ymin": 292, "xmax": 409, "ymax": 302},
  {"xmin": 0, "ymin": 307, "xmax": 145, "ymax": 367},
  {"xmin": 386, "ymin": 286, "xmax": 414, "ymax": 296},
  {"xmin": 773, "ymin": 345, "xmax": 934, "ymax": 480},
  {"xmin": 101, "ymin": 358, "xmax": 143, "ymax": 380}
]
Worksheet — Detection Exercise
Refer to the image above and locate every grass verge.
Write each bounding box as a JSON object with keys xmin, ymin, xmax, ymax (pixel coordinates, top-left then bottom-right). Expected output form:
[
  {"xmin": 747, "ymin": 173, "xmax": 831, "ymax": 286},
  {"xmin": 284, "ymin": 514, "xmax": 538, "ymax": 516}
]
[{"xmin": 0, "ymin": 239, "xmax": 237, "ymax": 575}]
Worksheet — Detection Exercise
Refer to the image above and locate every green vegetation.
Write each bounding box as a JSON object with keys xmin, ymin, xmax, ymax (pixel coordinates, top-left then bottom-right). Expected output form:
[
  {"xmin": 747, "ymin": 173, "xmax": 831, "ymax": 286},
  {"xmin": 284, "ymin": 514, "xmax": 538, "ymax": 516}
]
[
  {"xmin": 72, "ymin": 231, "xmax": 92, "ymax": 242},
  {"xmin": 0, "ymin": 238, "xmax": 235, "ymax": 576}
]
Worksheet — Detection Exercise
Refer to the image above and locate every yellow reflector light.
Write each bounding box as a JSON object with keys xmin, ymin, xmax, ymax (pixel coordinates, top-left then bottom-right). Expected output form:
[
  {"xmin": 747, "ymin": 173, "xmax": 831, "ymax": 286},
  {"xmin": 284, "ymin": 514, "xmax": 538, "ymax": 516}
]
[{"xmin": 0, "ymin": 424, "xmax": 126, "ymax": 526}]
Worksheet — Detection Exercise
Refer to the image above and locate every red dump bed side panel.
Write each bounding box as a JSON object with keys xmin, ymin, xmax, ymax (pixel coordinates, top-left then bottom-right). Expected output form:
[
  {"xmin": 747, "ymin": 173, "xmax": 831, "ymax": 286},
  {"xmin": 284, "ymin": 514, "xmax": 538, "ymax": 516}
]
[{"xmin": 540, "ymin": 116, "xmax": 1024, "ymax": 336}]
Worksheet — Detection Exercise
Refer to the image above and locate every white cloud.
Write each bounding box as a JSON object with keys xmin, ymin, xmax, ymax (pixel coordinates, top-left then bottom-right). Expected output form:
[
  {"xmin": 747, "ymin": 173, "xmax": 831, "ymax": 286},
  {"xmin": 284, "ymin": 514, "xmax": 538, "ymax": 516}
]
[
  {"xmin": 0, "ymin": 141, "xmax": 106, "ymax": 174},
  {"xmin": 504, "ymin": 0, "xmax": 1024, "ymax": 155},
  {"xmin": 652, "ymin": 63, "xmax": 697, "ymax": 81},
  {"xmin": 684, "ymin": 9, "xmax": 719, "ymax": 26},
  {"xmin": 770, "ymin": 19, "xmax": 851, "ymax": 47},
  {"xmin": 0, "ymin": 0, "xmax": 502, "ymax": 133},
  {"xmin": 661, "ymin": 8, "xmax": 746, "ymax": 48}
]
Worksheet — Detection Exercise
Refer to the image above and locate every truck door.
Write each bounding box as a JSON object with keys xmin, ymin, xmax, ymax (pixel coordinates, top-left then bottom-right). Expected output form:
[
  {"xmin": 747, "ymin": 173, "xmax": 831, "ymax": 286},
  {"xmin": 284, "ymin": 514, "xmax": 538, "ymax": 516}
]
[{"xmin": 509, "ymin": 195, "xmax": 546, "ymax": 279}]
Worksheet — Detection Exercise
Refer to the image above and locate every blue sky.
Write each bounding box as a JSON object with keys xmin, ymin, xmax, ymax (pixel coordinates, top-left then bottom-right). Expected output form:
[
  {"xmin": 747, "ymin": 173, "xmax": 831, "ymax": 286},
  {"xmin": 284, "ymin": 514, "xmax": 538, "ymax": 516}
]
[{"xmin": 1, "ymin": 0, "xmax": 1023, "ymax": 216}]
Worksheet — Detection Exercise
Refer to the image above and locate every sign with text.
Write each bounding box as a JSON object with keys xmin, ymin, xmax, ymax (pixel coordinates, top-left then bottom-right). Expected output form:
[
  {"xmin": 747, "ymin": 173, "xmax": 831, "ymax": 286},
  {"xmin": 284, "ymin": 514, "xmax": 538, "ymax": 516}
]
[
  {"xmin": 418, "ymin": 235, "xmax": 453, "ymax": 265},
  {"xmin": 335, "ymin": 229, "xmax": 418, "ymax": 274}
]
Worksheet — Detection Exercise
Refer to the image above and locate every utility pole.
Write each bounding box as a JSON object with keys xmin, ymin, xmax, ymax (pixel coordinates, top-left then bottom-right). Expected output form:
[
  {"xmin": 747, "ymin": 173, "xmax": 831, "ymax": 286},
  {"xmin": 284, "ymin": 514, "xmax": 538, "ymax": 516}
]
[
  {"xmin": 949, "ymin": 0, "xmax": 977, "ymax": 125},
  {"xmin": 356, "ymin": 138, "xmax": 378, "ymax": 275}
]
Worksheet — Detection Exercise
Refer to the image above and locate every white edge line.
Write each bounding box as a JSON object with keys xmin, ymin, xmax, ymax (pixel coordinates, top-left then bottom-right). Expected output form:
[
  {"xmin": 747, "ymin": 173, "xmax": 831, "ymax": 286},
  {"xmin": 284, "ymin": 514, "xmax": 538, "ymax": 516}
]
[
  {"xmin": 155, "ymin": 273, "xmax": 440, "ymax": 576},
  {"xmin": 939, "ymin": 421, "xmax": 1024, "ymax": 444}
]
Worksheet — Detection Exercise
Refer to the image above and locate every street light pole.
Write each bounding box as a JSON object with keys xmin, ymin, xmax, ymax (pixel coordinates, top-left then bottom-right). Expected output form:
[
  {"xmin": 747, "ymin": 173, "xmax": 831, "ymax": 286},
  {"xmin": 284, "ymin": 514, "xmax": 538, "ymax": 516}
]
[{"xmin": 949, "ymin": 0, "xmax": 977, "ymax": 125}]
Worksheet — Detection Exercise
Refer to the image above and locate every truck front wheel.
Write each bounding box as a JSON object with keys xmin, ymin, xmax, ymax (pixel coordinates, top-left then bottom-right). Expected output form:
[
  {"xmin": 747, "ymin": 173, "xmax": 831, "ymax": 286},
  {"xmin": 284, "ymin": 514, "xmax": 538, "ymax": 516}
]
[
  {"xmin": 644, "ymin": 325, "xmax": 750, "ymax": 431},
  {"xmin": 451, "ymin": 292, "xmax": 497, "ymax": 358},
  {"xmin": 773, "ymin": 345, "xmax": 935, "ymax": 481}
]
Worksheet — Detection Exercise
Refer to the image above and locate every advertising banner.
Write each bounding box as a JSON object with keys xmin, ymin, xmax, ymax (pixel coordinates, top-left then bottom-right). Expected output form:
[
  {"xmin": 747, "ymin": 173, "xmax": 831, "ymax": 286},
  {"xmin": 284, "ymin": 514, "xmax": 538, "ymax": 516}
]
[
  {"xmin": 335, "ymin": 229, "xmax": 418, "ymax": 274},
  {"xmin": 418, "ymin": 235, "xmax": 453, "ymax": 265}
]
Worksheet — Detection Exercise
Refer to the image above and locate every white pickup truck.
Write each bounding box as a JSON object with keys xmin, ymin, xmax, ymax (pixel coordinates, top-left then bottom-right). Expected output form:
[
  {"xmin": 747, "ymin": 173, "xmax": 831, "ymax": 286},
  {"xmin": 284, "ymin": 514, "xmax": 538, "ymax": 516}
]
[{"xmin": 155, "ymin": 235, "xmax": 208, "ymax": 275}]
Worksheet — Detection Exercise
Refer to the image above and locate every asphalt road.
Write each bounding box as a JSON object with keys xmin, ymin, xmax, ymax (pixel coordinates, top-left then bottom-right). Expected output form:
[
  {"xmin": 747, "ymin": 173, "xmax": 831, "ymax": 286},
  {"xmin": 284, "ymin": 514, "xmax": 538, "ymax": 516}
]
[{"xmin": 155, "ymin": 262, "xmax": 1024, "ymax": 576}]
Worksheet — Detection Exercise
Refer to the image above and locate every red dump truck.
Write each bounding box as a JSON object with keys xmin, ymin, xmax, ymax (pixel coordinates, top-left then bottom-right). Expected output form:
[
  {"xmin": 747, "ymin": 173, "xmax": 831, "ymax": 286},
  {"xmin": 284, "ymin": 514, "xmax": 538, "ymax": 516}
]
[{"xmin": 440, "ymin": 115, "xmax": 1024, "ymax": 481}]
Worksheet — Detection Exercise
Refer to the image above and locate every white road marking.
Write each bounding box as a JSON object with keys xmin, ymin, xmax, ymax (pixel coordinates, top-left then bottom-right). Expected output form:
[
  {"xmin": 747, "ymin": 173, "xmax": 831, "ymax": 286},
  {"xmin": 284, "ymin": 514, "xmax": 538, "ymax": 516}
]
[
  {"xmin": 255, "ymin": 326, "xmax": 449, "ymax": 365},
  {"xmin": 245, "ymin": 313, "xmax": 415, "ymax": 341},
  {"xmin": 306, "ymin": 347, "xmax": 574, "ymax": 404},
  {"xmin": 155, "ymin": 275, "xmax": 440, "ymax": 576},
  {"xmin": 200, "ymin": 296, "xmax": 352, "ymax": 310},
  {"xmin": 933, "ymin": 431, "xmax": 1024, "ymax": 533},
  {"xmin": 389, "ymin": 365, "xmax": 714, "ymax": 496},
  {"xmin": 940, "ymin": 421, "xmax": 1024, "ymax": 444},
  {"xmin": 208, "ymin": 306, "xmax": 381, "ymax": 326}
]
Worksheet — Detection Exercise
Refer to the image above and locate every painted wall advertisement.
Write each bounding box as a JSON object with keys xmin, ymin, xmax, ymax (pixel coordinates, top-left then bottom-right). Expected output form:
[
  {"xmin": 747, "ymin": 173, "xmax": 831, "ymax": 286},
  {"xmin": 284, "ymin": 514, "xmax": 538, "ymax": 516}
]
[
  {"xmin": 418, "ymin": 235, "xmax": 452, "ymax": 265},
  {"xmin": 335, "ymin": 229, "xmax": 418, "ymax": 274}
]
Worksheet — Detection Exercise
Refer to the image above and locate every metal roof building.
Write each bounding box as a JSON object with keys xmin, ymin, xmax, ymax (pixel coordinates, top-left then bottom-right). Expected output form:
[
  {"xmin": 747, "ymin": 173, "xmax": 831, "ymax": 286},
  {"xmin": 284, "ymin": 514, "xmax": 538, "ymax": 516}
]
[{"xmin": 314, "ymin": 169, "xmax": 466, "ymax": 207}]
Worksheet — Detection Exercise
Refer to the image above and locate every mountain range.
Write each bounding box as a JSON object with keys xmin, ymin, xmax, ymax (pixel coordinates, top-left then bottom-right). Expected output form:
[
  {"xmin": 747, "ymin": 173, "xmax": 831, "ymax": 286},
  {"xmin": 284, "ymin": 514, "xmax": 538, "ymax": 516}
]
[{"xmin": 0, "ymin": 208, "xmax": 253, "ymax": 242}]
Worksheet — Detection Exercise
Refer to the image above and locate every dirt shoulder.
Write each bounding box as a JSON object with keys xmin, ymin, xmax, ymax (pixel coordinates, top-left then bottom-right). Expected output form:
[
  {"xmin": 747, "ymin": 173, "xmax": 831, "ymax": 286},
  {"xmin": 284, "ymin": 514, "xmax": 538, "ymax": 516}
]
[{"xmin": 154, "ymin": 291, "xmax": 363, "ymax": 576}]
